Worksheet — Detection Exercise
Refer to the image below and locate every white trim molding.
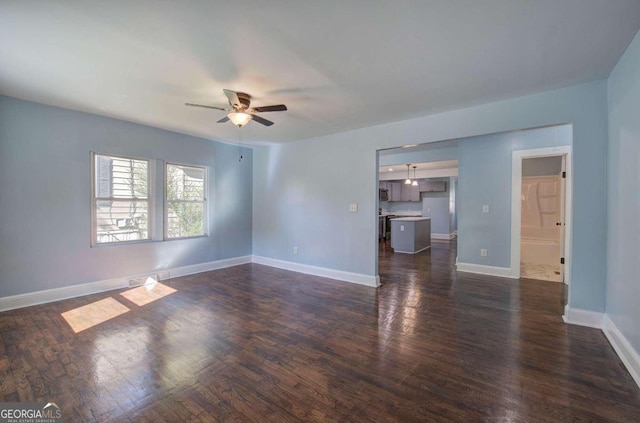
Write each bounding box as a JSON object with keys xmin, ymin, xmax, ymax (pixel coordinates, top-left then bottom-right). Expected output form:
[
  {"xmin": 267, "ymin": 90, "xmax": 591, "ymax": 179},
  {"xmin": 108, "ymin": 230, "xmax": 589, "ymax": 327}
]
[
  {"xmin": 0, "ymin": 276, "xmax": 132, "ymax": 313},
  {"xmin": 603, "ymin": 316, "xmax": 640, "ymax": 388},
  {"xmin": 0, "ymin": 255, "xmax": 252, "ymax": 312},
  {"xmin": 167, "ymin": 255, "xmax": 252, "ymax": 279},
  {"xmin": 511, "ymin": 144, "xmax": 573, "ymax": 285},
  {"xmin": 251, "ymin": 256, "xmax": 380, "ymax": 287},
  {"xmin": 456, "ymin": 262, "xmax": 516, "ymax": 278},
  {"xmin": 562, "ymin": 306, "xmax": 604, "ymax": 329},
  {"xmin": 394, "ymin": 246, "xmax": 431, "ymax": 254}
]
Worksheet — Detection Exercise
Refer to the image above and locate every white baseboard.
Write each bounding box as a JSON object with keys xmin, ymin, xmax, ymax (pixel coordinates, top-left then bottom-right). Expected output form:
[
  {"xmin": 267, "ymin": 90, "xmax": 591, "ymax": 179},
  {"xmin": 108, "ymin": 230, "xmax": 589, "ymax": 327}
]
[
  {"xmin": 394, "ymin": 246, "xmax": 431, "ymax": 254},
  {"xmin": 431, "ymin": 233, "xmax": 455, "ymax": 240},
  {"xmin": 456, "ymin": 262, "xmax": 516, "ymax": 278},
  {"xmin": 0, "ymin": 276, "xmax": 132, "ymax": 313},
  {"xmin": 251, "ymin": 255, "xmax": 380, "ymax": 287},
  {"xmin": 562, "ymin": 306, "xmax": 604, "ymax": 329},
  {"xmin": 167, "ymin": 255, "xmax": 252, "ymax": 279},
  {"xmin": 603, "ymin": 315, "xmax": 640, "ymax": 388},
  {"xmin": 0, "ymin": 255, "xmax": 252, "ymax": 312}
]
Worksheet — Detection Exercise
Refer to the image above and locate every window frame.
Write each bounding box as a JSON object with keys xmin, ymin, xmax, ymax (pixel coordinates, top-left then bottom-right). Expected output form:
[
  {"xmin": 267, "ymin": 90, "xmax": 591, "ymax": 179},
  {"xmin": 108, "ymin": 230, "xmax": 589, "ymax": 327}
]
[
  {"xmin": 164, "ymin": 162, "xmax": 208, "ymax": 240},
  {"xmin": 90, "ymin": 152, "xmax": 153, "ymax": 246}
]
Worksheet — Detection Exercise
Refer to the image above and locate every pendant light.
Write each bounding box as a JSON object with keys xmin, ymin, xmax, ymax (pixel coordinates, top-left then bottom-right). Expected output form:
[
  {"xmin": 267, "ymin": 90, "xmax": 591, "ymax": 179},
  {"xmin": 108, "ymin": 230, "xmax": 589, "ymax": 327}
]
[
  {"xmin": 412, "ymin": 166, "xmax": 418, "ymax": 186},
  {"xmin": 404, "ymin": 164, "xmax": 412, "ymax": 185}
]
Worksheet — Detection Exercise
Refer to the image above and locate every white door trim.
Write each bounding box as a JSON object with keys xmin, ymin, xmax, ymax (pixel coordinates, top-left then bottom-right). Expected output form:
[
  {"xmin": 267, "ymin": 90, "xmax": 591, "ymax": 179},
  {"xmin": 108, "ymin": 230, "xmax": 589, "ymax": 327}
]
[{"xmin": 510, "ymin": 146, "xmax": 573, "ymax": 289}]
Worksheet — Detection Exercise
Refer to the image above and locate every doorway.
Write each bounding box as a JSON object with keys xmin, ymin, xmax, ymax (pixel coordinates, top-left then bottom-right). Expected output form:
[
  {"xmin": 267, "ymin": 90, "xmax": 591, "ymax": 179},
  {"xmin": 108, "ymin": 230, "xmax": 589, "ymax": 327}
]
[
  {"xmin": 511, "ymin": 146, "xmax": 572, "ymax": 287},
  {"xmin": 520, "ymin": 156, "xmax": 565, "ymax": 282}
]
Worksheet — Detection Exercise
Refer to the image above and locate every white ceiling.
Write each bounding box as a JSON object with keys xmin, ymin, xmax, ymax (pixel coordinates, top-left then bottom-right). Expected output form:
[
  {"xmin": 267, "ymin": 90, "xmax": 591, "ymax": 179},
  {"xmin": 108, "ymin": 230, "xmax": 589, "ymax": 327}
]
[{"xmin": 2, "ymin": 1, "xmax": 640, "ymax": 145}]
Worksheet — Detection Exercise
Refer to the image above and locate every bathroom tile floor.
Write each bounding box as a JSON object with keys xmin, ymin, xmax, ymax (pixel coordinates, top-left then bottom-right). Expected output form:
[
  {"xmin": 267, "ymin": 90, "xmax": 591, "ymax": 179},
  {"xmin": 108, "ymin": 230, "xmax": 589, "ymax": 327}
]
[{"xmin": 521, "ymin": 263, "xmax": 563, "ymax": 282}]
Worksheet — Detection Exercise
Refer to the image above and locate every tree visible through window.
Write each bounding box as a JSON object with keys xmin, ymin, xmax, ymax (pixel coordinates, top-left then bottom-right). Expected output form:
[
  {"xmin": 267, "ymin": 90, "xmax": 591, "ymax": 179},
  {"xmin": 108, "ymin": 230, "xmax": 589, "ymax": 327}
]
[
  {"xmin": 93, "ymin": 154, "xmax": 149, "ymax": 244},
  {"xmin": 166, "ymin": 164, "xmax": 206, "ymax": 239}
]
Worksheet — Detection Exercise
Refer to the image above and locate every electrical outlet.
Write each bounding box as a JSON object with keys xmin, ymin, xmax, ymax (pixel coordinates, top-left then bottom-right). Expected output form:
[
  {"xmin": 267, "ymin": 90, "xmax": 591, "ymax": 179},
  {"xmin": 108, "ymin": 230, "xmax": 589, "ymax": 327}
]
[
  {"xmin": 293, "ymin": 246, "xmax": 298, "ymax": 254},
  {"xmin": 481, "ymin": 248, "xmax": 488, "ymax": 257},
  {"xmin": 400, "ymin": 225, "xmax": 405, "ymax": 231},
  {"xmin": 482, "ymin": 205, "xmax": 489, "ymax": 213}
]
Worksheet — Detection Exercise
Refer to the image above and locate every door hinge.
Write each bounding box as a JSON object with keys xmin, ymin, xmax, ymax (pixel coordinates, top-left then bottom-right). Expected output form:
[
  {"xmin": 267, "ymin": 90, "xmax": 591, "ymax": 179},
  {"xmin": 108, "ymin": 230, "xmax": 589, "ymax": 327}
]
[
  {"xmin": 560, "ymin": 257, "xmax": 565, "ymax": 264},
  {"xmin": 562, "ymin": 171, "xmax": 566, "ymax": 178}
]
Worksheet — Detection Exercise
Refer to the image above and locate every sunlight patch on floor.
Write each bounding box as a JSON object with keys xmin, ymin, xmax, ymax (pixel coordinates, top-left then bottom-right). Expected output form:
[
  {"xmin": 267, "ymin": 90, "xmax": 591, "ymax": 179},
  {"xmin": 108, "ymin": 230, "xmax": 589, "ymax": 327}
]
[
  {"xmin": 120, "ymin": 280, "xmax": 177, "ymax": 307},
  {"xmin": 61, "ymin": 297, "xmax": 130, "ymax": 333}
]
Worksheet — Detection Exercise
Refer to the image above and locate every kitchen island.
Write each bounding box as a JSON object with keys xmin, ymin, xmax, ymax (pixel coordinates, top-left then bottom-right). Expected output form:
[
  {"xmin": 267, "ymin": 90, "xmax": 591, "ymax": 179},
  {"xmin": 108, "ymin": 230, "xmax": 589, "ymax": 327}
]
[{"xmin": 390, "ymin": 217, "xmax": 431, "ymax": 254}]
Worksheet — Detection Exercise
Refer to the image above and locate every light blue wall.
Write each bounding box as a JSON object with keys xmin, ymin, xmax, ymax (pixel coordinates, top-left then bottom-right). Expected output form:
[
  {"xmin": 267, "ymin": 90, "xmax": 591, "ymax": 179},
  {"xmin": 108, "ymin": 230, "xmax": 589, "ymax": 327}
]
[
  {"xmin": 607, "ymin": 30, "xmax": 640, "ymax": 353},
  {"xmin": 0, "ymin": 96, "xmax": 253, "ymax": 297},
  {"xmin": 421, "ymin": 178, "xmax": 451, "ymax": 235},
  {"xmin": 457, "ymin": 125, "xmax": 571, "ymax": 268},
  {"xmin": 253, "ymin": 140, "xmax": 373, "ymax": 270},
  {"xmin": 253, "ymin": 80, "xmax": 608, "ymax": 312},
  {"xmin": 422, "ymin": 200, "xmax": 450, "ymax": 235}
]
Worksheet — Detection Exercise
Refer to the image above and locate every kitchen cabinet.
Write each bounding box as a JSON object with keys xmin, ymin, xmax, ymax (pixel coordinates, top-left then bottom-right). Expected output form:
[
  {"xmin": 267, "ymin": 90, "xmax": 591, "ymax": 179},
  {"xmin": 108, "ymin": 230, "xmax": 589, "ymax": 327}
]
[
  {"xmin": 389, "ymin": 182, "xmax": 402, "ymax": 202},
  {"xmin": 383, "ymin": 181, "xmax": 421, "ymax": 202},
  {"xmin": 391, "ymin": 217, "xmax": 431, "ymax": 254},
  {"xmin": 419, "ymin": 181, "xmax": 447, "ymax": 192},
  {"xmin": 400, "ymin": 183, "xmax": 421, "ymax": 201}
]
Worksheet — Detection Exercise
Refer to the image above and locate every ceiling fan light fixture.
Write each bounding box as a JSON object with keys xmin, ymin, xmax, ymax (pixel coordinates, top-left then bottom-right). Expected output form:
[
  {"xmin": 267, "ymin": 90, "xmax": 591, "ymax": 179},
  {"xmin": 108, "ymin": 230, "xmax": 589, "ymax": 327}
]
[{"xmin": 228, "ymin": 112, "xmax": 251, "ymax": 127}]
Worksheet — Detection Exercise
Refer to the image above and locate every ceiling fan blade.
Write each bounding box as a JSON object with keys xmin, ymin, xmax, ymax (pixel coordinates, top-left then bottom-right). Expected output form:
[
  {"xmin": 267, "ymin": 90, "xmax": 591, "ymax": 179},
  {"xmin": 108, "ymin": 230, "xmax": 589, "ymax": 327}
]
[
  {"xmin": 252, "ymin": 104, "xmax": 288, "ymax": 113},
  {"xmin": 223, "ymin": 89, "xmax": 241, "ymax": 108},
  {"xmin": 251, "ymin": 114, "xmax": 274, "ymax": 126},
  {"xmin": 217, "ymin": 116, "xmax": 230, "ymax": 123},
  {"xmin": 185, "ymin": 103, "xmax": 228, "ymax": 111}
]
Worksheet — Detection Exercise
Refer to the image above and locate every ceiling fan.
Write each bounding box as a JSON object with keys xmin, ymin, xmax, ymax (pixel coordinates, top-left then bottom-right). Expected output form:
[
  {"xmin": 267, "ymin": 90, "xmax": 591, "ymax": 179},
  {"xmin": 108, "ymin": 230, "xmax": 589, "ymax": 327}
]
[{"xmin": 185, "ymin": 89, "xmax": 287, "ymax": 127}]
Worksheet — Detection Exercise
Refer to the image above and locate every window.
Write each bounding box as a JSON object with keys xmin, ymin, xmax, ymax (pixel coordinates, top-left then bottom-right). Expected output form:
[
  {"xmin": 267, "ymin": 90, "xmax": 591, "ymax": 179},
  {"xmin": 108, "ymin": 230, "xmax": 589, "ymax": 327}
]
[
  {"xmin": 92, "ymin": 154, "xmax": 150, "ymax": 244},
  {"xmin": 165, "ymin": 163, "xmax": 206, "ymax": 239}
]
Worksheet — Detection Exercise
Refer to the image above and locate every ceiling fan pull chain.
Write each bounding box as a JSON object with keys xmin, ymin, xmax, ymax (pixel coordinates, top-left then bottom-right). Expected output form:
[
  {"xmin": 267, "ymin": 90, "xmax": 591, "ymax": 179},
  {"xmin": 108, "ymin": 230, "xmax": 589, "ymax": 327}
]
[{"xmin": 238, "ymin": 125, "xmax": 243, "ymax": 162}]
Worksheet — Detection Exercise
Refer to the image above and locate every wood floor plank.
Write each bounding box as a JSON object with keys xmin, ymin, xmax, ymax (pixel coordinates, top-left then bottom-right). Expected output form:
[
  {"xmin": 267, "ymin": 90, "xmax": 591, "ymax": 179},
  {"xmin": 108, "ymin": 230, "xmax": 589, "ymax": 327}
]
[{"xmin": 0, "ymin": 239, "xmax": 638, "ymax": 421}]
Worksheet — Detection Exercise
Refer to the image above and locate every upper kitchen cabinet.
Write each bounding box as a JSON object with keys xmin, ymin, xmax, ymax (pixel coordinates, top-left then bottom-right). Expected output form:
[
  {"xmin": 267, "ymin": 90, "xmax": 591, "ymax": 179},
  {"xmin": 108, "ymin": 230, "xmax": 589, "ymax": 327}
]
[
  {"xmin": 400, "ymin": 183, "xmax": 421, "ymax": 201},
  {"xmin": 382, "ymin": 180, "xmax": 422, "ymax": 201},
  {"xmin": 419, "ymin": 180, "xmax": 447, "ymax": 193},
  {"xmin": 389, "ymin": 182, "xmax": 402, "ymax": 201}
]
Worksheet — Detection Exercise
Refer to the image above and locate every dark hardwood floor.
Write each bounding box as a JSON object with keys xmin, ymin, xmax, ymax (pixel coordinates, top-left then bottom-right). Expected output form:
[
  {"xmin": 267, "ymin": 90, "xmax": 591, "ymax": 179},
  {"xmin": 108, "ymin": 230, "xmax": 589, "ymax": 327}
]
[{"xmin": 1, "ymin": 240, "xmax": 639, "ymax": 421}]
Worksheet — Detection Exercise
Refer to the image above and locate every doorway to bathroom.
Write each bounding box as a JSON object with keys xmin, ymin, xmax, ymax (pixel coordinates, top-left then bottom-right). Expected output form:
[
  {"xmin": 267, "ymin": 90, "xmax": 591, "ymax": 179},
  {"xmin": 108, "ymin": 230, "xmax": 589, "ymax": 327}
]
[
  {"xmin": 511, "ymin": 146, "xmax": 572, "ymax": 285},
  {"xmin": 520, "ymin": 156, "xmax": 565, "ymax": 281}
]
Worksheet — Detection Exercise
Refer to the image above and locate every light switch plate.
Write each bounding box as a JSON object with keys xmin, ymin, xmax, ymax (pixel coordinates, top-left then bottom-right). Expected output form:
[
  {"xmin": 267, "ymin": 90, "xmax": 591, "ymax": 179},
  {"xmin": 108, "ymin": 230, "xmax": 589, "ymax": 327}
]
[
  {"xmin": 482, "ymin": 205, "xmax": 489, "ymax": 213},
  {"xmin": 349, "ymin": 203, "xmax": 358, "ymax": 212}
]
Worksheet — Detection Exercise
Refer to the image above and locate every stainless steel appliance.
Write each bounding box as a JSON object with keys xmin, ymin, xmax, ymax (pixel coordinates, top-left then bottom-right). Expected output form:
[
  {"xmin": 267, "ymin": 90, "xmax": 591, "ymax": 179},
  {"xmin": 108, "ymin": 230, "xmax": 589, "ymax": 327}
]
[
  {"xmin": 385, "ymin": 215, "xmax": 395, "ymax": 240},
  {"xmin": 378, "ymin": 214, "xmax": 395, "ymax": 241}
]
